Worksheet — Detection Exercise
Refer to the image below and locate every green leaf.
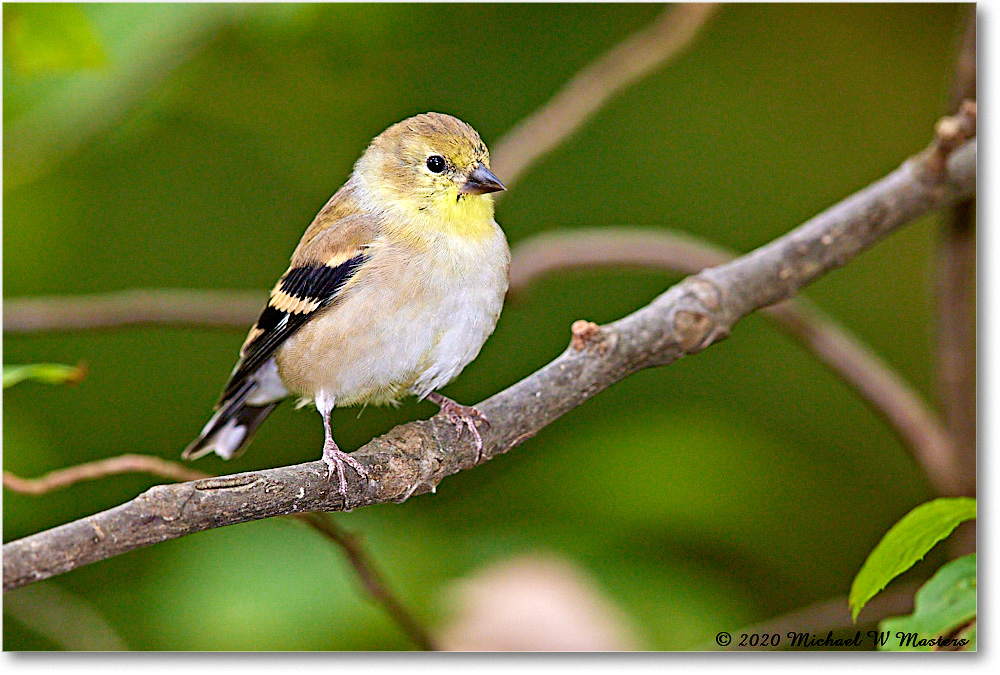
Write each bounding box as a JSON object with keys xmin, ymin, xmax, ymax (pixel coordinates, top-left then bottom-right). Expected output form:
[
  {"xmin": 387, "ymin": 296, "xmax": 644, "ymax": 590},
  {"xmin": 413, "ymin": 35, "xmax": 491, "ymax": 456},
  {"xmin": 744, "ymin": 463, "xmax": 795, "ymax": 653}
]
[
  {"xmin": 849, "ymin": 498, "xmax": 976, "ymax": 621},
  {"xmin": 3, "ymin": 363, "xmax": 87, "ymax": 388},
  {"xmin": 878, "ymin": 554, "xmax": 976, "ymax": 651},
  {"xmin": 4, "ymin": 4, "xmax": 107, "ymax": 76}
]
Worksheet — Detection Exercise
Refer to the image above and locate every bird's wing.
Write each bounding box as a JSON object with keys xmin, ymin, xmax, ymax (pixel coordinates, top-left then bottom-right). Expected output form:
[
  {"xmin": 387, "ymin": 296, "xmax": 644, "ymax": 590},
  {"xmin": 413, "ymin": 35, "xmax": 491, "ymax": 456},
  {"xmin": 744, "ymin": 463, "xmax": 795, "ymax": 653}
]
[{"xmin": 217, "ymin": 213, "xmax": 380, "ymax": 405}]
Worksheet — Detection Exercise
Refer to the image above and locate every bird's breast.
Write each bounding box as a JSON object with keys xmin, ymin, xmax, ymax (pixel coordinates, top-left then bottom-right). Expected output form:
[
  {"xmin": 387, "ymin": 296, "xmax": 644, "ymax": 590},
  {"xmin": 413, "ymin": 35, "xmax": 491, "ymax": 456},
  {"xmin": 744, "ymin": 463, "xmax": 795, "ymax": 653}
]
[{"xmin": 276, "ymin": 224, "xmax": 509, "ymax": 406}]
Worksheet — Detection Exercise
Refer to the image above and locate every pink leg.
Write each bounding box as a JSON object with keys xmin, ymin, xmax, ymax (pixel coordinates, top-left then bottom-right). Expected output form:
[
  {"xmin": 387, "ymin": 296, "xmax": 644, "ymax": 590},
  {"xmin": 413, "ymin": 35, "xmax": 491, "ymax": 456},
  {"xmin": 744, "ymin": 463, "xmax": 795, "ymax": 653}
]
[{"xmin": 320, "ymin": 406, "xmax": 368, "ymax": 498}]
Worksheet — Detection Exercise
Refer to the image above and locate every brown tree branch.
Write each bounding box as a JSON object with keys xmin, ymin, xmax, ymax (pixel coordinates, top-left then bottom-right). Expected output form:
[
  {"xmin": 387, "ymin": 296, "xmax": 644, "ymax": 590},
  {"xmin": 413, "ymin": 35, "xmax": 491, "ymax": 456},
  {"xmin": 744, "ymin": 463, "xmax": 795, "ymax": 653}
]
[
  {"xmin": 936, "ymin": 9, "xmax": 977, "ymax": 499},
  {"xmin": 489, "ymin": 3, "xmax": 718, "ymax": 190},
  {"xmin": 508, "ymin": 228, "xmax": 961, "ymax": 496},
  {"xmin": 3, "ymin": 459, "xmax": 434, "ymax": 649},
  {"xmin": 2, "ymin": 115, "xmax": 976, "ymax": 591}
]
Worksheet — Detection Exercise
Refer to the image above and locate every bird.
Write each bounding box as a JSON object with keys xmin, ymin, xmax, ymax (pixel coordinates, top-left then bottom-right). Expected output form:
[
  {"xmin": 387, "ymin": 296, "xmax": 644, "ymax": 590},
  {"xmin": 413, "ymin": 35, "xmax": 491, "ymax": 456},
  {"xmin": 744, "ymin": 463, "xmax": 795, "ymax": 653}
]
[{"xmin": 183, "ymin": 112, "xmax": 510, "ymax": 497}]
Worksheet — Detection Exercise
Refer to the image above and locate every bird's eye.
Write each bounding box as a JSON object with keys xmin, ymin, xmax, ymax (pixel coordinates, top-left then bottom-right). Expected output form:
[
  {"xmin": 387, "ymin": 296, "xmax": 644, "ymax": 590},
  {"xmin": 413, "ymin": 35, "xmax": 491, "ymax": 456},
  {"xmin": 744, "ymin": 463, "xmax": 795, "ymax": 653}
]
[{"xmin": 426, "ymin": 155, "xmax": 446, "ymax": 173}]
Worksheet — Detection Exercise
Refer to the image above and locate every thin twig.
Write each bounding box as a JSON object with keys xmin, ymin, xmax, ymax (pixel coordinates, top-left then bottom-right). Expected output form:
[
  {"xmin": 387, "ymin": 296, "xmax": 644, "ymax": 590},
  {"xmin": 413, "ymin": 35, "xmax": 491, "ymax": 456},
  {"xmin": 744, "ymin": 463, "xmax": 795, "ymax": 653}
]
[
  {"xmin": 295, "ymin": 513, "xmax": 435, "ymax": 650},
  {"xmin": 2, "ymin": 455, "xmax": 210, "ymax": 493},
  {"xmin": 1, "ymin": 117, "xmax": 976, "ymax": 591},
  {"xmin": 509, "ymin": 229, "xmax": 733, "ymax": 292},
  {"xmin": 3, "ymin": 288, "xmax": 263, "ymax": 334},
  {"xmin": 509, "ymin": 228, "xmax": 960, "ymax": 496},
  {"xmin": 765, "ymin": 301, "xmax": 958, "ymax": 494},
  {"xmin": 490, "ymin": 3, "xmax": 718, "ymax": 190},
  {"xmin": 3, "ymin": 458, "xmax": 434, "ymax": 649},
  {"xmin": 949, "ymin": 7, "xmax": 977, "ymax": 107},
  {"xmin": 935, "ymin": 7, "xmax": 977, "ymax": 499}
]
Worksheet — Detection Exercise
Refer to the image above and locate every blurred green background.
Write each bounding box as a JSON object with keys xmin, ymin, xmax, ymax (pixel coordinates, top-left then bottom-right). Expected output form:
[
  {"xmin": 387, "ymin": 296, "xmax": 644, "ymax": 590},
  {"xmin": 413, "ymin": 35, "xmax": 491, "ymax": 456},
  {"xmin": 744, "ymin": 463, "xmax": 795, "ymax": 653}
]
[{"xmin": 3, "ymin": 3, "xmax": 970, "ymax": 650}]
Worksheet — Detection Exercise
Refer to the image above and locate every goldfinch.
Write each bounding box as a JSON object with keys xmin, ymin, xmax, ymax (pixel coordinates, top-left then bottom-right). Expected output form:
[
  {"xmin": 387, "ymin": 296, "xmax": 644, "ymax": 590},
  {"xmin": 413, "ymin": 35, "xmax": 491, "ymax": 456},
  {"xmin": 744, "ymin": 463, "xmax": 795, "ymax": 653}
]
[{"xmin": 183, "ymin": 112, "xmax": 509, "ymax": 495}]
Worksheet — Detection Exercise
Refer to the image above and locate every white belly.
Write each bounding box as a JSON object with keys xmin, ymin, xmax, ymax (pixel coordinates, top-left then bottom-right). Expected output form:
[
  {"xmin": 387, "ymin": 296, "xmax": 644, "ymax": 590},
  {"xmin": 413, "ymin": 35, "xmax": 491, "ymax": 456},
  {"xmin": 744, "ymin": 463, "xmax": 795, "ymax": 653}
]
[{"xmin": 275, "ymin": 227, "xmax": 509, "ymax": 407}]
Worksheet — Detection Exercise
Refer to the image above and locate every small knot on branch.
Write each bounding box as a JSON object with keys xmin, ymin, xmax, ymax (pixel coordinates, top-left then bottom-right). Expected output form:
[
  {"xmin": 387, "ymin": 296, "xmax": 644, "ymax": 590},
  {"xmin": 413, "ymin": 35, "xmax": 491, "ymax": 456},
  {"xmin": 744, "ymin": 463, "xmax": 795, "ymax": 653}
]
[
  {"xmin": 923, "ymin": 100, "xmax": 977, "ymax": 180},
  {"xmin": 570, "ymin": 320, "xmax": 612, "ymax": 355},
  {"xmin": 936, "ymin": 100, "xmax": 977, "ymax": 146},
  {"xmin": 671, "ymin": 277, "xmax": 729, "ymax": 353},
  {"xmin": 673, "ymin": 310, "xmax": 714, "ymax": 352}
]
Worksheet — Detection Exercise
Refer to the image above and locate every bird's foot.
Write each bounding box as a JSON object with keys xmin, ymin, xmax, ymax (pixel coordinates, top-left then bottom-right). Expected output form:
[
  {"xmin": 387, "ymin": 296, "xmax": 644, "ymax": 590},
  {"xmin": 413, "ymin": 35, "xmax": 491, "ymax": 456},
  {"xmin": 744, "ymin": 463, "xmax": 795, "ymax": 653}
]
[
  {"xmin": 322, "ymin": 440, "xmax": 369, "ymax": 499},
  {"xmin": 427, "ymin": 392, "xmax": 490, "ymax": 462}
]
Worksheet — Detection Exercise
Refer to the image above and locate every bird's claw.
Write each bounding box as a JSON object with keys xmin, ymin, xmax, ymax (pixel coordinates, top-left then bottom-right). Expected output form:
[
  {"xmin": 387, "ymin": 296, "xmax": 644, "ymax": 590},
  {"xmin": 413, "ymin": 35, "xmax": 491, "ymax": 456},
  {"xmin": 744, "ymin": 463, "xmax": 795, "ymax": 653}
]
[
  {"xmin": 322, "ymin": 442, "xmax": 369, "ymax": 500},
  {"xmin": 436, "ymin": 399, "xmax": 490, "ymax": 463}
]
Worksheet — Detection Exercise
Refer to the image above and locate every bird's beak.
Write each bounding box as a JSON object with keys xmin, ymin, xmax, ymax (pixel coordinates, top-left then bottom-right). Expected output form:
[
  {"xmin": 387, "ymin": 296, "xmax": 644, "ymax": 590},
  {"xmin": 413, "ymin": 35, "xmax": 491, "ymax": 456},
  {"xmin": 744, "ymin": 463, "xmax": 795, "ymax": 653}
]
[{"xmin": 461, "ymin": 163, "xmax": 506, "ymax": 195}]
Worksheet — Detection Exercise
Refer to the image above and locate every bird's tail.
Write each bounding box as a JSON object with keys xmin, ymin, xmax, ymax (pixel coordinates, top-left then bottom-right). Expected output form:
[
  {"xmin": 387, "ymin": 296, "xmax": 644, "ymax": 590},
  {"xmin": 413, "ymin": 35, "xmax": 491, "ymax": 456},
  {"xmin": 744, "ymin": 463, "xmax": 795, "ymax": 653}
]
[{"xmin": 183, "ymin": 389, "xmax": 278, "ymax": 461}]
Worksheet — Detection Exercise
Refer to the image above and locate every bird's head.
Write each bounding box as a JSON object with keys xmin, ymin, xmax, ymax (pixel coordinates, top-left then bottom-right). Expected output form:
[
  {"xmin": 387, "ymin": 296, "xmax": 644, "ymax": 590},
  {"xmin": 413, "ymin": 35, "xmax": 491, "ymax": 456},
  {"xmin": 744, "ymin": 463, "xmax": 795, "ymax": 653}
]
[{"xmin": 353, "ymin": 112, "xmax": 505, "ymax": 238}]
